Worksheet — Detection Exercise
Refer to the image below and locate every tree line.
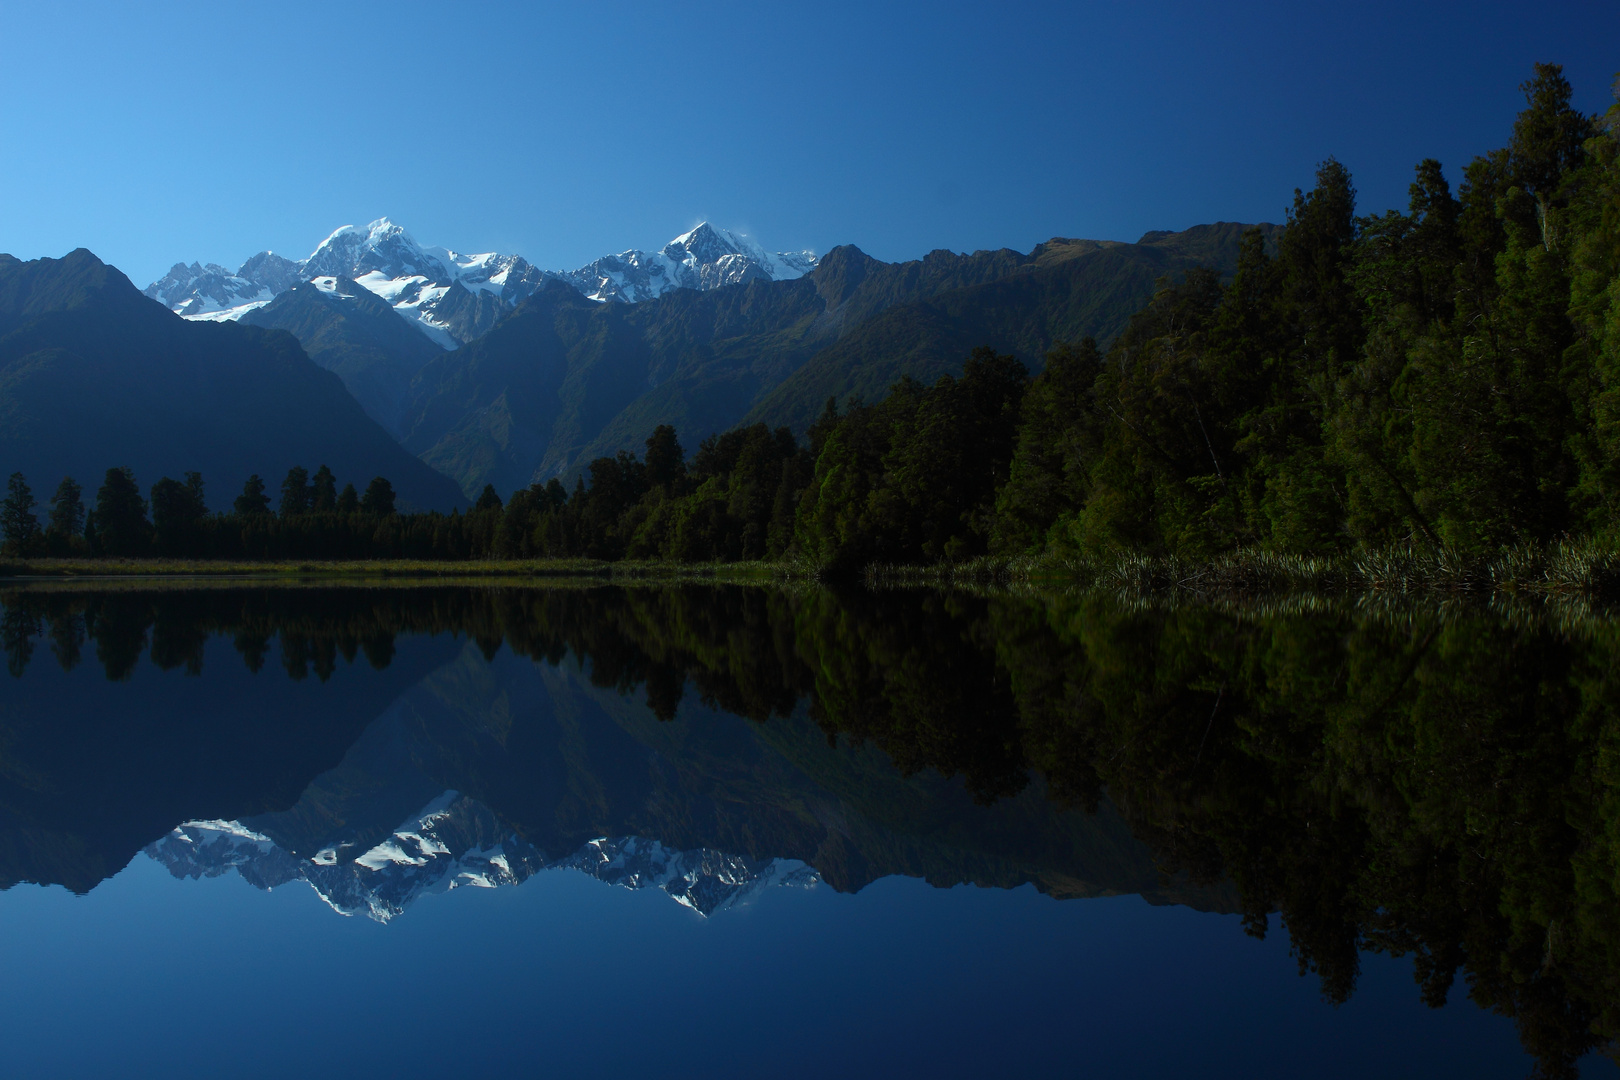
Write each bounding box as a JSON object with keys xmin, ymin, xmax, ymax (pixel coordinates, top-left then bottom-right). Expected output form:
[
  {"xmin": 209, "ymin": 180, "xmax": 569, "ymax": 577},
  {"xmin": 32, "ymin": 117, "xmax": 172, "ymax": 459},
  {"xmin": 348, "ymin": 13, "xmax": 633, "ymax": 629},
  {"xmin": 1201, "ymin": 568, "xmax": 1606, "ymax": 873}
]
[
  {"xmin": 0, "ymin": 465, "xmax": 424, "ymax": 559},
  {"xmin": 3, "ymin": 64, "xmax": 1613, "ymax": 567}
]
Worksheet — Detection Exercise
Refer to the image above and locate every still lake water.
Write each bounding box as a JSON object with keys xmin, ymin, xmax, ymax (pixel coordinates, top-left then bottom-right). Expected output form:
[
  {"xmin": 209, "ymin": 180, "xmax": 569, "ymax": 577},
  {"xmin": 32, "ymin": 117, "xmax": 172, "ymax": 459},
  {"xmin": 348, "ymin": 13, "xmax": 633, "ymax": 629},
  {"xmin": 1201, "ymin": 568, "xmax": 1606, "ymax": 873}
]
[{"xmin": 0, "ymin": 582, "xmax": 1614, "ymax": 1078}]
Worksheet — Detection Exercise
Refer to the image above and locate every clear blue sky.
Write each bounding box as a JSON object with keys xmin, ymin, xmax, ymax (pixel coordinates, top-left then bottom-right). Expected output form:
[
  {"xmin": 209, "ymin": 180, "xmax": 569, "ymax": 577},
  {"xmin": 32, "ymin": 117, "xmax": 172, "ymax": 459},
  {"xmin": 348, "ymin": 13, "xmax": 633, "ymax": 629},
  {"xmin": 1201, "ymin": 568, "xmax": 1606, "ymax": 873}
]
[{"xmin": 1, "ymin": 1, "xmax": 1613, "ymax": 288}]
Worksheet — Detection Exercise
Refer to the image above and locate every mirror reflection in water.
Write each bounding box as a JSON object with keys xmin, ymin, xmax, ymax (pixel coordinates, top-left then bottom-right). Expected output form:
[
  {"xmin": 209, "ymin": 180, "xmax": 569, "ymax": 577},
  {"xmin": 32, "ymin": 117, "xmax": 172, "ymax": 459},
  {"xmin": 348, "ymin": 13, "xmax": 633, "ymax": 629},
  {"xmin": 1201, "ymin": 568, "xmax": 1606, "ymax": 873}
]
[{"xmin": 0, "ymin": 582, "xmax": 1614, "ymax": 1078}]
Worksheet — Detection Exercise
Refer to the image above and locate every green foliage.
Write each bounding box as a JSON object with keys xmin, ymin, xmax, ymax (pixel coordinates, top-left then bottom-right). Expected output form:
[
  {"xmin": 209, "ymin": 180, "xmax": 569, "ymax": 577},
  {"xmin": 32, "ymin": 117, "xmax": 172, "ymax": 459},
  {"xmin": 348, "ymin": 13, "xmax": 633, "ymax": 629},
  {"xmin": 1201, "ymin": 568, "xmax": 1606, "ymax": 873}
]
[
  {"xmin": 793, "ymin": 348, "xmax": 1028, "ymax": 569},
  {"xmin": 474, "ymin": 484, "xmax": 503, "ymax": 512},
  {"xmin": 985, "ymin": 66, "xmax": 1620, "ymax": 564}
]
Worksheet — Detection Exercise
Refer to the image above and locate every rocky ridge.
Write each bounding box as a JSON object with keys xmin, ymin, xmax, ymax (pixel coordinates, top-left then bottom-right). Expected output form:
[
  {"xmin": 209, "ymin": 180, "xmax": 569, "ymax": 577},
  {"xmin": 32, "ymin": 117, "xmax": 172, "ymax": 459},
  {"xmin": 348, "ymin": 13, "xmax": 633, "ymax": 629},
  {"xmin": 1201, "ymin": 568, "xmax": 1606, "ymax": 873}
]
[{"xmin": 144, "ymin": 220, "xmax": 818, "ymax": 347}]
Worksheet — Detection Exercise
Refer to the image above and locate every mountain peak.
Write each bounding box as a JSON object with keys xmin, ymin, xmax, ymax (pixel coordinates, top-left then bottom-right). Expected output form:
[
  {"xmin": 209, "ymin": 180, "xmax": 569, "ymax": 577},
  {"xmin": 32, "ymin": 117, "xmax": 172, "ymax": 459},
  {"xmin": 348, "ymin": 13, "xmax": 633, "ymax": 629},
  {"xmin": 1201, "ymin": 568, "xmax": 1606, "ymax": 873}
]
[
  {"xmin": 147, "ymin": 219, "xmax": 819, "ymax": 339},
  {"xmin": 665, "ymin": 221, "xmax": 735, "ymax": 258}
]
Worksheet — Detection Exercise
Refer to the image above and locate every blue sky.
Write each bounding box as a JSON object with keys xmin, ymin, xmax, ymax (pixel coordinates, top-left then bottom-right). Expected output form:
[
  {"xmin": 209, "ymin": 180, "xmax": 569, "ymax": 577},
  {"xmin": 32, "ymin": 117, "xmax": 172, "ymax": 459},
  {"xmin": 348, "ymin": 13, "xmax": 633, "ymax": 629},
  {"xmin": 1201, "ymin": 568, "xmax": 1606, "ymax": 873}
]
[{"xmin": 1, "ymin": 1, "xmax": 1613, "ymax": 287}]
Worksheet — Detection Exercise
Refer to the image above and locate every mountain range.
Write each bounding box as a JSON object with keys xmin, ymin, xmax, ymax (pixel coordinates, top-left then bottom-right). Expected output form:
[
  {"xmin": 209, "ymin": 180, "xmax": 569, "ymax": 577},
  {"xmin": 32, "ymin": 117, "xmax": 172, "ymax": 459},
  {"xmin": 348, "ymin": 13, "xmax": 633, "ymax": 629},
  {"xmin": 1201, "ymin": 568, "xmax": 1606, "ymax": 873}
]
[
  {"xmin": 401, "ymin": 222, "xmax": 1275, "ymax": 496},
  {"xmin": 2, "ymin": 216, "xmax": 1274, "ymax": 509},
  {"xmin": 145, "ymin": 219, "xmax": 819, "ymax": 347},
  {"xmin": 0, "ymin": 249, "xmax": 465, "ymax": 511}
]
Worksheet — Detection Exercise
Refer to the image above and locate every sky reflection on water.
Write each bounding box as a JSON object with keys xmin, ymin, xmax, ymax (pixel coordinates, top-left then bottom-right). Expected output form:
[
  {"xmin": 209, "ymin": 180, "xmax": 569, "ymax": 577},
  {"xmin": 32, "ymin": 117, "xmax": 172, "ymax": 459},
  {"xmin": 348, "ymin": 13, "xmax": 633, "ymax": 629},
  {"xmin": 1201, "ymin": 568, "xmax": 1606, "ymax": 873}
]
[{"xmin": 0, "ymin": 856, "xmax": 1532, "ymax": 1080}]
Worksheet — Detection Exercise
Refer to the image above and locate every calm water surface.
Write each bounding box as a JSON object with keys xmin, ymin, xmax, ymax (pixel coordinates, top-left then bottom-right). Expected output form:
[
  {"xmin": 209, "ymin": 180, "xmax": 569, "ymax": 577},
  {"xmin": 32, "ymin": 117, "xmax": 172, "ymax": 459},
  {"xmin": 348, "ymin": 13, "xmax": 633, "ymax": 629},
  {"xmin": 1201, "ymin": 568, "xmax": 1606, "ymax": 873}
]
[{"xmin": 0, "ymin": 583, "xmax": 1613, "ymax": 1078}]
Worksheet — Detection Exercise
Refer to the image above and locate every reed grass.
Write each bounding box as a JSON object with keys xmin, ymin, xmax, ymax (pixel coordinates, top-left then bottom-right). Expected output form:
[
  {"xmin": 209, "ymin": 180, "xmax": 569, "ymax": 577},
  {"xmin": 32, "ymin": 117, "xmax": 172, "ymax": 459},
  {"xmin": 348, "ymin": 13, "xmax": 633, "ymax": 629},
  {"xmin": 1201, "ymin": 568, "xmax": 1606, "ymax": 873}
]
[
  {"xmin": 861, "ymin": 540, "xmax": 1620, "ymax": 602},
  {"xmin": 7, "ymin": 541, "xmax": 1620, "ymax": 604},
  {"xmin": 0, "ymin": 556, "xmax": 803, "ymax": 583}
]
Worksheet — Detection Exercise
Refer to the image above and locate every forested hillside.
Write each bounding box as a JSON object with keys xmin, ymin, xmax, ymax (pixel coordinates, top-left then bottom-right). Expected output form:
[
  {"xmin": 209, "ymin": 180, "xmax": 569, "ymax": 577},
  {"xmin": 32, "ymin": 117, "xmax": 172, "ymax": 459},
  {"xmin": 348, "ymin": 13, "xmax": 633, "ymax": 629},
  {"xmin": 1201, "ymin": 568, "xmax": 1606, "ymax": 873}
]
[
  {"xmin": 745, "ymin": 222, "xmax": 1277, "ymax": 432},
  {"xmin": 398, "ymin": 224, "xmax": 1266, "ymax": 498},
  {"xmin": 281, "ymin": 61, "xmax": 1614, "ymax": 571}
]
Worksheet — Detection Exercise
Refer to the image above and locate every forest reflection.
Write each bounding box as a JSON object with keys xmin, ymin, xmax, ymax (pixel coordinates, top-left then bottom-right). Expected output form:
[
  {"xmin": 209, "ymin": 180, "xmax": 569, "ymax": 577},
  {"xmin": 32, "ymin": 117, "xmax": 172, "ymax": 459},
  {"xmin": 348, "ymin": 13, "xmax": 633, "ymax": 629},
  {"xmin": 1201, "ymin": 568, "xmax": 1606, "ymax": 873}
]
[{"xmin": 1, "ymin": 581, "xmax": 1616, "ymax": 1076}]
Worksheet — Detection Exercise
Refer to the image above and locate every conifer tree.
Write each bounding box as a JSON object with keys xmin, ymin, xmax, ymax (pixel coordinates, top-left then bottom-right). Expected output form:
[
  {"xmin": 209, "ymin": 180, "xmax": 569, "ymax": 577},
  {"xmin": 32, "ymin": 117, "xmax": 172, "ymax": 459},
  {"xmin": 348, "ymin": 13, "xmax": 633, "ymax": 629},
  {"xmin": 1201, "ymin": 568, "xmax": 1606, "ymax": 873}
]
[
  {"xmin": 47, "ymin": 477, "xmax": 84, "ymax": 548},
  {"xmin": 336, "ymin": 483, "xmax": 360, "ymax": 514},
  {"xmin": 361, "ymin": 477, "xmax": 396, "ymax": 516},
  {"xmin": 234, "ymin": 475, "xmax": 270, "ymax": 516},
  {"xmin": 279, "ymin": 466, "xmax": 311, "ymax": 518},
  {"xmin": 310, "ymin": 465, "xmax": 337, "ymax": 513},
  {"xmin": 1, "ymin": 473, "xmax": 41, "ymax": 556},
  {"xmin": 151, "ymin": 473, "xmax": 208, "ymax": 556},
  {"xmin": 92, "ymin": 467, "xmax": 151, "ymax": 556},
  {"xmin": 644, "ymin": 425, "xmax": 687, "ymax": 493}
]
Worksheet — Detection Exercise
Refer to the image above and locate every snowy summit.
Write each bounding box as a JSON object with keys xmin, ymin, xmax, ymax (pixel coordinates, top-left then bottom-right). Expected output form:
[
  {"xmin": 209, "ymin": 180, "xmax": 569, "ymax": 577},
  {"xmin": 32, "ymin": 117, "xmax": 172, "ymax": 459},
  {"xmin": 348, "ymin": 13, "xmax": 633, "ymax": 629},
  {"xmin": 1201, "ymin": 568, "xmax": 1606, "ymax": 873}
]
[{"xmin": 145, "ymin": 219, "xmax": 820, "ymax": 347}]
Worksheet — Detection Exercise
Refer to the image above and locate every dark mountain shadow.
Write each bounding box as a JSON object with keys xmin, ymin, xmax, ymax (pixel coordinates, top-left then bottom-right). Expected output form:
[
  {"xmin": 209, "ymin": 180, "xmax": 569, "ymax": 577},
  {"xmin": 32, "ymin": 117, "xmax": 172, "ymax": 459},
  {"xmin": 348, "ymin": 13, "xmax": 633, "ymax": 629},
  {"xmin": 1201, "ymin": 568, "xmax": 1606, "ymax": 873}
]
[{"xmin": 0, "ymin": 250, "xmax": 465, "ymax": 511}]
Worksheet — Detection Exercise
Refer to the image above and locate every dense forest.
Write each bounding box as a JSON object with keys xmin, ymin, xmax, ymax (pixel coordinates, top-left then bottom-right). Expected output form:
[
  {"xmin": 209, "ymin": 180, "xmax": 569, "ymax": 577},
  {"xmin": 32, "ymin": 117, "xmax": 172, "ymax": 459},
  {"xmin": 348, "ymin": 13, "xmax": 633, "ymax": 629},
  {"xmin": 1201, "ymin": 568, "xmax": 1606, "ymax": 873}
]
[{"xmin": 2, "ymin": 64, "xmax": 1615, "ymax": 569}]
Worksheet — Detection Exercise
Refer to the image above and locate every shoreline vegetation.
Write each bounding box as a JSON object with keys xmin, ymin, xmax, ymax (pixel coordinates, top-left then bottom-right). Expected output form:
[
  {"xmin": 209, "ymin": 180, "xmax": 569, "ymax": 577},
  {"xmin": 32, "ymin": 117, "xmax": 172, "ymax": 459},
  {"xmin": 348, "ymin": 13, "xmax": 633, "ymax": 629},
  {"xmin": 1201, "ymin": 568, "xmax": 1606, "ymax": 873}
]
[{"xmin": 4, "ymin": 538, "xmax": 1618, "ymax": 603}]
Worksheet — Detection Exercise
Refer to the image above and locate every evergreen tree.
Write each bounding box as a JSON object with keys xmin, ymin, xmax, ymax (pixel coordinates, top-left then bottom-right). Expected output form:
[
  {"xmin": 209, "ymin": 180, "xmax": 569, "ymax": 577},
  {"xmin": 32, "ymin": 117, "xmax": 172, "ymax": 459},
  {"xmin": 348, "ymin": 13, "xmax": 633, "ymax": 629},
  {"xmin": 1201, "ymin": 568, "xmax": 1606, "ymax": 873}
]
[
  {"xmin": 991, "ymin": 339, "xmax": 1105, "ymax": 554},
  {"xmin": 185, "ymin": 472, "xmax": 206, "ymax": 515},
  {"xmin": 336, "ymin": 483, "xmax": 360, "ymax": 514},
  {"xmin": 234, "ymin": 475, "xmax": 271, "ymax": 517},
  {"xmin": 1, "ymin": 473, "xmax": 41, "ymax": 556},
  {"xmin": 310, "ymin": 465, "xmax": 337, "ymax": 513},
  {"xmin": 644, "ymin": 425, "xmax": 687, "ymax": 493},
  {"xmin": 92, "ymin": 467, "xmax": 151, "ymax": 556},
  {"xmin": 474, "ymin": 484, "xmax": 503, "ymax": 512},
  {"xmin": 151, "ymin": 473, "xmax": 208, "ymax": 556},
  {"xmin": 47, "ymin": 477, "xmax": 84, "ymax": 549},
  {"xmin": 361, "ymin": 477, "xmax": 396, "ymax": 516},
  {"xmin": 279, "ymin": 466, "xmax": 311, "ymax": 518}
]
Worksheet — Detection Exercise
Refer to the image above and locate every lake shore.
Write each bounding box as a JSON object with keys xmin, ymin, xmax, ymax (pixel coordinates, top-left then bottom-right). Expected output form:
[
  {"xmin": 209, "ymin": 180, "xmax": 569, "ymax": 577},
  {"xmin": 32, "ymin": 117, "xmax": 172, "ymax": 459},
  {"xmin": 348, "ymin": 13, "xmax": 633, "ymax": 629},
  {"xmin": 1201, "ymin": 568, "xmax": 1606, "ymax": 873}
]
[{"xmin": 4, "ymin": 542, "xmax": 1619, "ymax": 602}]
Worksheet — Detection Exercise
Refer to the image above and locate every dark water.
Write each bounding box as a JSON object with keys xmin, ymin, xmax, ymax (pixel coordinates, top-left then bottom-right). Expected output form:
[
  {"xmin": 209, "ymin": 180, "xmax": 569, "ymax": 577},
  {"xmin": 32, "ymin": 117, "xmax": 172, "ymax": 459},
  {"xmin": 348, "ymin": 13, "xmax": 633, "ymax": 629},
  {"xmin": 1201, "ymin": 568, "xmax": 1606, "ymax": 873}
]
[{"xmin": 0, "ymin": 583, "xmax": 1614, "ymax": 1078}]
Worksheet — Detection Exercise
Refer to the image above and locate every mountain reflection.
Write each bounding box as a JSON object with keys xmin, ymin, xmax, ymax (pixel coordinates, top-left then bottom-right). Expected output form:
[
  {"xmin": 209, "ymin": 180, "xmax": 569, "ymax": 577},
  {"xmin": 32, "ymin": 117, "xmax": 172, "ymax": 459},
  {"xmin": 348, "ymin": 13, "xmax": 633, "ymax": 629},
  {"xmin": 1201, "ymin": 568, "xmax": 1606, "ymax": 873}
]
[
  {"xmin": 149, "ymin": 794, "xmax": 817, "ymax": 921},
  {"xmin": 1, "ymin": 581, "xmax": 1618, "ymax": 1074}
]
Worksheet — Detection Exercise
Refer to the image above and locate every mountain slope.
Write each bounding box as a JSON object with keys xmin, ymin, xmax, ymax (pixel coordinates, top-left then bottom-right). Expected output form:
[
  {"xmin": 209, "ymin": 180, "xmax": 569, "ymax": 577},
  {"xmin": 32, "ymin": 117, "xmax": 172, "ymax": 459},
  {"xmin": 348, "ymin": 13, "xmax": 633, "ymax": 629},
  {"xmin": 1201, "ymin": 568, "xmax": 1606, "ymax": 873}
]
[
  {"xmin": 240, "ymin": 277, "xmax": 445, "ymax": 439},
  {"xmin": 0, "ymin": 250, "xmax": 466, "ymax": 510},
  {"xmin": 747, "ymin": 223, "xmax": 1278, "ymax": 431},
  {"xmin": 402, "ymin": 223, "xmax": 1273, "ymax": 497}
]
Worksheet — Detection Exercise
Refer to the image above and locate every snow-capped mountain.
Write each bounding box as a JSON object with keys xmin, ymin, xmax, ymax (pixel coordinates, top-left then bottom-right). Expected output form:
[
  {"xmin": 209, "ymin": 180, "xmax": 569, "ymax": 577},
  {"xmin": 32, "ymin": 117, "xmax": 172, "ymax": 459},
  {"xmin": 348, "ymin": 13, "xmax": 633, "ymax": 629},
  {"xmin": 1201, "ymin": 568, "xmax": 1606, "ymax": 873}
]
[
  {"xmin": 144, "ymin": 251, "xmax": 302, "ymax": 321},
  {"xmin": 144, "ymin": 219, "xmax": 818, "ymax": 348},
  {"xmin": 145, "ymin": 790, "xmax": 817, "ymax": 922},
  {"xmin": 554, "ymin": 223, "xmax": 818, "ymax": 303}
]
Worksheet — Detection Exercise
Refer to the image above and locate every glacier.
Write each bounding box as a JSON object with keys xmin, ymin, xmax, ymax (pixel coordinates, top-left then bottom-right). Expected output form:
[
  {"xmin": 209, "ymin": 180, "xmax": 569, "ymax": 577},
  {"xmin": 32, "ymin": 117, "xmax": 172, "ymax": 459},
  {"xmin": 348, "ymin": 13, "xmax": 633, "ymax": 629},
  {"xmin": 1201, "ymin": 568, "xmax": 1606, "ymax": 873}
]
[{"xmin": 145, "ymin": 219, "xmax": 819, "ymax": 348}]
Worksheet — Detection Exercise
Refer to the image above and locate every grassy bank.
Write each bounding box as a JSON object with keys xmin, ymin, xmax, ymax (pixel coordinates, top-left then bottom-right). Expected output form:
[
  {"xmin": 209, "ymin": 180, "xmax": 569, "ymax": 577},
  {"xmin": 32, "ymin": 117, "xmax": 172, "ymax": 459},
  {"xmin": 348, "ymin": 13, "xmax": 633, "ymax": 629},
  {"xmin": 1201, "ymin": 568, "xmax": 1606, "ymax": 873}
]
[
  {"xmin": 0, "ymin": 557, "xmax": 812, "ymax": 583},
  {"xmin": 6, "ymin": 542, "xmax": 1620, "ymax": 601},
  {"xmin": 863, "ymin": 541, "xmax": 1620, "ymax": 599}
]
